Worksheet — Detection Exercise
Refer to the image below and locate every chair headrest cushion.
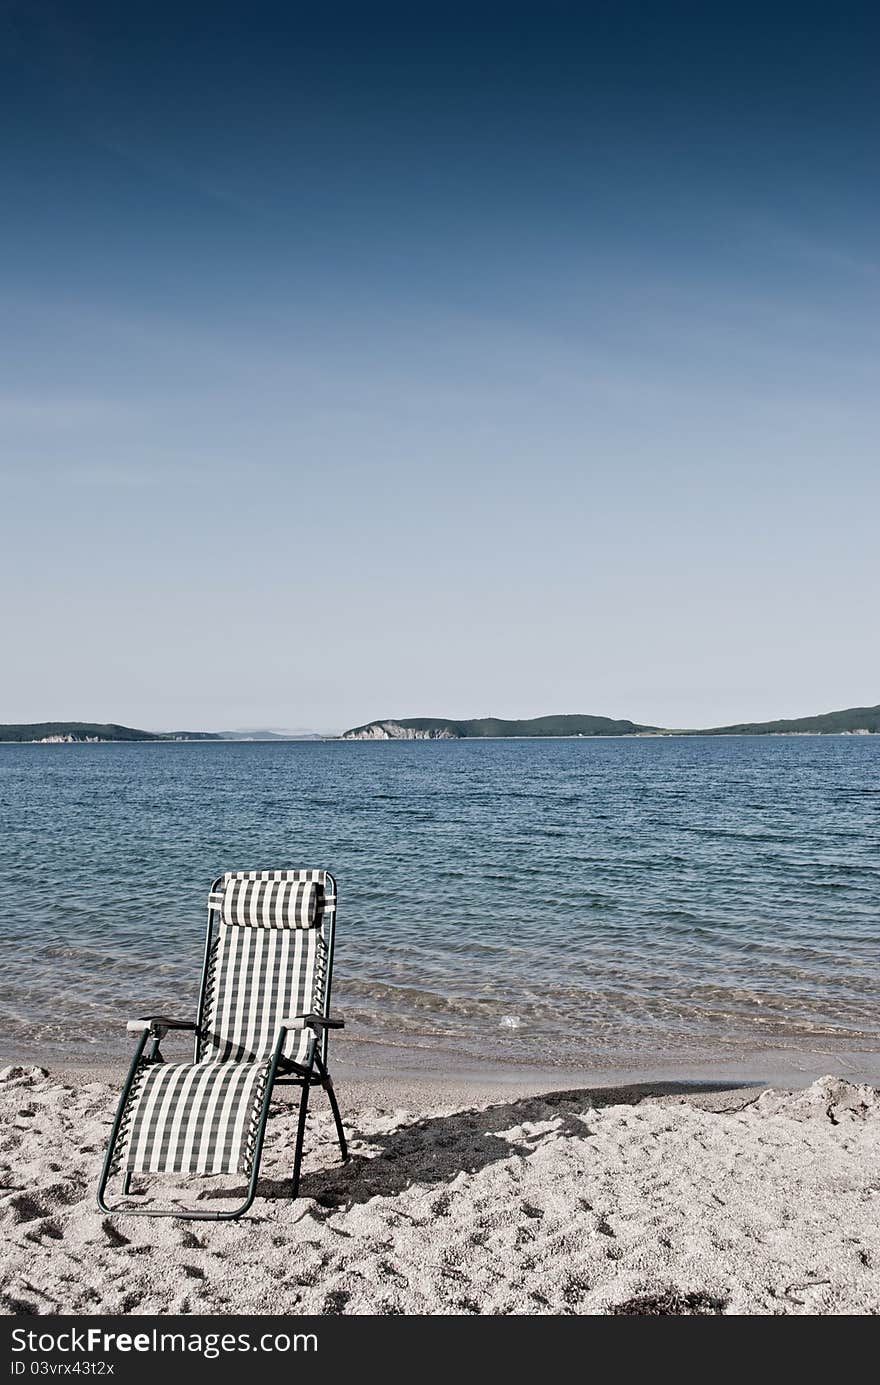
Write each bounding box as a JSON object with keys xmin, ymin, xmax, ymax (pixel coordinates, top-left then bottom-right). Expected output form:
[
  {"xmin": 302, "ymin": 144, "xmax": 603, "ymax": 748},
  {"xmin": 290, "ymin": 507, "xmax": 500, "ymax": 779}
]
[{"xmin": 221, "ymin": 876, "xmax": 320, "ymax": 928}]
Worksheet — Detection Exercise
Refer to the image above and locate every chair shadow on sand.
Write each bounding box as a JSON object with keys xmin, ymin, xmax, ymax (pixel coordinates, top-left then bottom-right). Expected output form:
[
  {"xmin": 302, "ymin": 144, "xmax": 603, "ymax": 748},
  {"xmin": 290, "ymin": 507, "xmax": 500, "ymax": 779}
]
[{"xmin": 206, "ymin": 1079, "xmax": 760, "ymax": 1211}]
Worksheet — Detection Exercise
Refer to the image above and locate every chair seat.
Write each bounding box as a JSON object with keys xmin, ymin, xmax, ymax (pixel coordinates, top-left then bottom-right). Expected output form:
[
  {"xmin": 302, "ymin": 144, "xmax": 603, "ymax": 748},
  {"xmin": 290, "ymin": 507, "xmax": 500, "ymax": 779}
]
[{"xmin": 118, "ymin": 1060, "xmax": 274, "ymax": 1175}]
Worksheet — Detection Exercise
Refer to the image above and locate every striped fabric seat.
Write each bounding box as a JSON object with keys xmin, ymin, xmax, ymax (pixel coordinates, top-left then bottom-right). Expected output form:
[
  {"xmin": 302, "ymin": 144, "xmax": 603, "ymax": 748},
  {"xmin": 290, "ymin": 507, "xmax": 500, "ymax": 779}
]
[
  {"xmin": 112, "ymin": 869, "xmax": 330, "ymax": 1178},
  {"xmin": 120, "ymin": 1060, "xmax": 271, "ymax": 1175}
]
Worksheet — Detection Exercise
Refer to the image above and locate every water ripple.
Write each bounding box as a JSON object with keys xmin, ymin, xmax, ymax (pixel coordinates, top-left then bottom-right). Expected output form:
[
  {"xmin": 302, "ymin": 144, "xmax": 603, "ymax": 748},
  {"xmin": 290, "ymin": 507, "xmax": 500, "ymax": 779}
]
[{"xmin": 0, "ymin": 736, "xmax": 878, "ymax": 1067}]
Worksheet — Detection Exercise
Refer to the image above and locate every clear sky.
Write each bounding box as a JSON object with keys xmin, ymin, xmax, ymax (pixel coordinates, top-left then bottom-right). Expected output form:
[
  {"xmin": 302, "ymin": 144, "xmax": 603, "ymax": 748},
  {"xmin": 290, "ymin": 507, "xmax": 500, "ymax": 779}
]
[{"xmin": 2, "ymin": 2, "xmax": 878, "ymax": 732}]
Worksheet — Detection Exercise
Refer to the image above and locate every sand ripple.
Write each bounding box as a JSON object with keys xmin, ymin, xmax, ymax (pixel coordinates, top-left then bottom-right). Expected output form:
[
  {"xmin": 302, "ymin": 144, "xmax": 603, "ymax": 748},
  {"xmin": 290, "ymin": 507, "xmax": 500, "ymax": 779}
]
[{"xmin": 1, "ymin": 1066, "xmax": 878, "ymax": 1315}]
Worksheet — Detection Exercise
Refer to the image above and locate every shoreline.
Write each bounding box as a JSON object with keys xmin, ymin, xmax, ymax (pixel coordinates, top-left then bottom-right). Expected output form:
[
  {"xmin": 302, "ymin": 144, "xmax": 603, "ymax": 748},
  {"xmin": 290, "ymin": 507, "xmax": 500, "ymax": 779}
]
[
  {"xmin": 6, "ymin": 1032, "xmax": 880, "ymax": 1094},
  {"xmin": 3, "ymin": 730, "xmax": 879, "ymax": 743}
]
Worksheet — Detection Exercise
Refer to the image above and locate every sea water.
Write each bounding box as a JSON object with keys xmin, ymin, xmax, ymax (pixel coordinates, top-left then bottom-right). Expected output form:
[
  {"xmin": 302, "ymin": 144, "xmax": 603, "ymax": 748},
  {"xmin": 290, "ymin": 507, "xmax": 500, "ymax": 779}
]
[{"xmin": 0, "ymin": 736, "xmax": 877, "ymax": 1075}]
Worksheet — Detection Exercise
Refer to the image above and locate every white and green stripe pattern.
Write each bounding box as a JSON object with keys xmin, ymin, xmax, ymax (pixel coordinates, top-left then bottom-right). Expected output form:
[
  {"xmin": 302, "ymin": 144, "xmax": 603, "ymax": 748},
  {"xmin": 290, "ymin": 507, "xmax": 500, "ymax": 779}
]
[
  {"xmin": 115, "ymin": 868, "xmax": 331, "ymax": 1176},
  {"xmin": 119, "ymin": 1060, "xmax": 272, "ymax": 1175},
  {"xmin": 202, "ymin": 922, "xmax": 322, "ymax": 1064},
  {"xmin": 221, "ymin": 874, "xmax": 320, "ymax": 928}
]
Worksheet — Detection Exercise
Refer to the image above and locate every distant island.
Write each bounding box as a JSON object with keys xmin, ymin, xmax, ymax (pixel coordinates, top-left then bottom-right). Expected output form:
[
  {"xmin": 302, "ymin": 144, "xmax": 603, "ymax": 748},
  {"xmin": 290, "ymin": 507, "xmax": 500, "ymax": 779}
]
[
  {"xmin": 2, "ymin": 704, "xmax": 878, "ymax": 744},
  {"xmin": 0, "ymin": 724, "xmax": 323, "ymax": 743},
  {"xmin": 0, "ymin": 723, "xmax": 180, "ymax": 743},
  {"xmin": 341, "ymin": 705, "xmax": 880, "ymax": 739},
  {"xmin": 215, "ymin": 730, "xmax": 326, "ymax": 741},
  {"xmin": 688, "ymin": 705, "xmax": 880, "ymax": 736},
  {"xmin": 342, "ymin": 715, "xmax": 656, "ymax": 739}
]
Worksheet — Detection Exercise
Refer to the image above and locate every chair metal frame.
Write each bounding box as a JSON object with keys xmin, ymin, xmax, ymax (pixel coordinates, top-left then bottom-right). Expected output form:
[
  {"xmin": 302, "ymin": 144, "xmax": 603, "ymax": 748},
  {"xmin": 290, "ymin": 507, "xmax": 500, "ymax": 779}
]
[{"xmin": 97, "ymin": 870, "xmax": 347, "ymax": 1220}]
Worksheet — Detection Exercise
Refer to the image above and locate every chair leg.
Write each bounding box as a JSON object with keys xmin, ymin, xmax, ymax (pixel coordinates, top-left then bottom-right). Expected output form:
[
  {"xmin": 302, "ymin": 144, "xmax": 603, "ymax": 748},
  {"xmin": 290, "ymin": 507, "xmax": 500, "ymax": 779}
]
[
  {"xmin": 290, "ymin": 1080, "xmax": 311, "ymax": 1199},
  {"xmin": 122, "ymin": 1171, "xmax": 132, "ymax": 1195},
  {"xmin": 324, "ymin": 1079, "xmax": 348, "ymax": 1162}
]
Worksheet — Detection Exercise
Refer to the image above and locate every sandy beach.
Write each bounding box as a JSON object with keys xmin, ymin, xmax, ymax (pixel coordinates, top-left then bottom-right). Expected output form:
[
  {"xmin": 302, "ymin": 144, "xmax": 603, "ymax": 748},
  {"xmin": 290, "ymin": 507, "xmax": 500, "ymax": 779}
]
[{"xmin": 1, "ymin": 1061, "xmax": 878, "ymax": 1316}]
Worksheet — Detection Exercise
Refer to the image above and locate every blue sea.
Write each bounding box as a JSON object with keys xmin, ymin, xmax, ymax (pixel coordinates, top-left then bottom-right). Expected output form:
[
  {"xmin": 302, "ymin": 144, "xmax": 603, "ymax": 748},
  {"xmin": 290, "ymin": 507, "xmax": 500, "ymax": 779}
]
[{"xmin": 0, "ymin": 737, "xmax": 878, "ymax": 1077}]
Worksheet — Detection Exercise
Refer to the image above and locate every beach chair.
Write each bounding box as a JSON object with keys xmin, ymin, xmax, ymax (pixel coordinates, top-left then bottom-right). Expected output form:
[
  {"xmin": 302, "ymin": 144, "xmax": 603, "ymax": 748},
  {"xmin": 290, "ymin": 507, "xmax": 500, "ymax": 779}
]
[{"xmin": 97, "ymin": 869, "xmax": 347, "ymax": 1219}]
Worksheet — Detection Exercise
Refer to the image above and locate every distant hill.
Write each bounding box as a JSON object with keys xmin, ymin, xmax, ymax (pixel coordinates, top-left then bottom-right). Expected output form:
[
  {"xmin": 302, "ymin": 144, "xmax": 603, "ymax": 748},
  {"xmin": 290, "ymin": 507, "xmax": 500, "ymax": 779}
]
[
  {"xmin": 0, "ymin": 722, "xmax": 164, "ymax": 743},
  {"xmin": 216, "ymin": 730, "xmax": 327, "ymax": 741},
  {"xmin": 5, "ymin": 704, "xmax": 877, "ymax": 745},
  {"xmin": 166, "ymin": 731, "xmax": 222, "ymax": 741},
  {"xmin": 342, "ymin": 704, "xmax": 880, "ymax": 739},
  {"xmin": 0, "ymin": 723, "xmax": 327, "ymax": 743},
  {"xmin": 0, "ymin": 723, "xmax": 226, "ymax": 743},
  {"xmin": 342, "ymin": 714, "xmax": 658, "ymax": 740},
  {"xmin": 692, "ymin": 705, "xmax": 880, "ymax": 735}
]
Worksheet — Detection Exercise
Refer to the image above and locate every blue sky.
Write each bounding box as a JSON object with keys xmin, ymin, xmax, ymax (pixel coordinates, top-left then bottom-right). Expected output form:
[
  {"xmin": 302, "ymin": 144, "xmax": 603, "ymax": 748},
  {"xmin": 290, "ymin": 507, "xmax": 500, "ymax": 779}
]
[{"xmin": 2, "ymin": 2, "xmax": 878, "ymax": 731}]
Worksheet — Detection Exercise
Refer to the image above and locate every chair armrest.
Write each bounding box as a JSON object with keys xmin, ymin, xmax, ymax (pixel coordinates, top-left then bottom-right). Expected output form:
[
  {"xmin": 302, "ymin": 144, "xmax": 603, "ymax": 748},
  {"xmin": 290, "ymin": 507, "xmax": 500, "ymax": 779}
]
[
  {"xmin": 126, "ymin": 1015, "xmax": 199, "ymax": 1039},
  {"xmin": 279, "ymin": 1012, "xmax": 345, "ymax": 1031}
]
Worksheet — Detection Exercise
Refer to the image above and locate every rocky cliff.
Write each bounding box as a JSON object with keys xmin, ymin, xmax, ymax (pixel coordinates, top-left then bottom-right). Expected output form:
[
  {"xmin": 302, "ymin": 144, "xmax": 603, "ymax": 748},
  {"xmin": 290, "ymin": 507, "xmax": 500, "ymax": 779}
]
[{"xmin": 342, "ymin": 721, "xmax": 458, "ymax": 740}]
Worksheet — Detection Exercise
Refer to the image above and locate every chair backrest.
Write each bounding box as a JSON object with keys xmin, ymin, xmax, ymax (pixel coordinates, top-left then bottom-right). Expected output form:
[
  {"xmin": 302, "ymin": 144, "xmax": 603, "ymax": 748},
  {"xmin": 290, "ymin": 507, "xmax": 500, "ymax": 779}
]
[{"xmin": 197, "ymin": 869, "xmax": 336, "ymax": 1065}]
